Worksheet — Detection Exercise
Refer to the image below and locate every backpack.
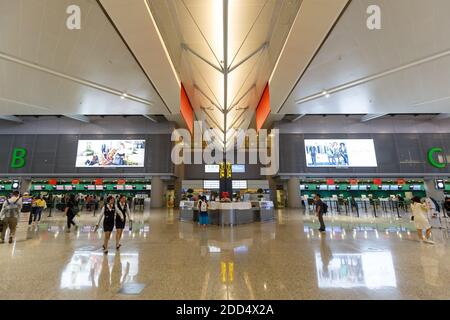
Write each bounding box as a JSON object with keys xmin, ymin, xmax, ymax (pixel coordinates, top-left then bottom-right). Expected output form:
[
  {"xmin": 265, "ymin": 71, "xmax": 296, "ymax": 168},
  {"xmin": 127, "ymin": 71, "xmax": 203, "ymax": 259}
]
[
  {"xmin": 4, "ymin": 198, "xmax": 21, "ymax": 218},
  {"xmin": 322, "ymin": 202, "xmax": 328, "ymax": 214},
  {"xmin": 200, "ymin": 201, "xmax": 208, "ymax": 212}
]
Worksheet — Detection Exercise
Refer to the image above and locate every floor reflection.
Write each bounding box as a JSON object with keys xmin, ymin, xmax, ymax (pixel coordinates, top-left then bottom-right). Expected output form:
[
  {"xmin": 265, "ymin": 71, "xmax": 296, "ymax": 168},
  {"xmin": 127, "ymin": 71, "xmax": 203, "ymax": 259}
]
[
  {"xmin": 316, "ymin": 235, "xmax": 396, "ymax": 289},
  {"xmin": 60, "ymin": 251, "xmax": 139, "ymax": 290}
]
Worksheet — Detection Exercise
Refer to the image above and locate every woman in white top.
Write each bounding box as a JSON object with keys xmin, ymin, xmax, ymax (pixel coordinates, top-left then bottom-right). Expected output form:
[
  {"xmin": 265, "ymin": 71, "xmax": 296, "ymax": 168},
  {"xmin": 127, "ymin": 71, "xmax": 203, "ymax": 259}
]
[
  {"xmin": 411, "ymin": 196, "xmax": 434, "ymax": 244},
  {"xmin": 115, "ymin": 195, "xmax": 132, "ymax": 250}
]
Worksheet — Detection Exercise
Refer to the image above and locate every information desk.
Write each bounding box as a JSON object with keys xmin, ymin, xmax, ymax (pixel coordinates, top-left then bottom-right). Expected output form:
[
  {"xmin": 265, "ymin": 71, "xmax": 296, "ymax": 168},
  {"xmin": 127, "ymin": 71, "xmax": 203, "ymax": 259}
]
[{"xmin": 179, "ymin": 201, "xmax": 274, "ymax": 226}]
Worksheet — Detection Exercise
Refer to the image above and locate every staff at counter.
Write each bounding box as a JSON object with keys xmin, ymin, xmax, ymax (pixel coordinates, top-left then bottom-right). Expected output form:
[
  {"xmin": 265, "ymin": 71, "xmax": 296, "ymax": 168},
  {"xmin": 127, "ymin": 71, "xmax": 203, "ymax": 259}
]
[{"xmin": 179, "ymin": 200, "xmax": 274, "ymax": 226}]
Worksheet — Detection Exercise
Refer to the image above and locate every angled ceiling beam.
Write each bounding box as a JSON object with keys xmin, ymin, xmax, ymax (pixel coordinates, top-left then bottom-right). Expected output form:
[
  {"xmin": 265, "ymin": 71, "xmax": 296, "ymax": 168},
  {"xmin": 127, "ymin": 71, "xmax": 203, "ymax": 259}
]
[
  {"xmin": 433, "ymin": 113, "xmax": 450, "ymax": 120},
  {"xmin": 228, "ymin": 42, "xmax": 268, "ymax": 73},
  {"xmin": 143, "ymin": 114, "xmax": 158, "ymax": 123},
  {"xmin": 64, "ymin": 115, "xmax": 90, "ymax": 123},
  {"xmin": 361, "ymin": 114, "xmax": 387, "ymax": 122},
  {"xmin": 182, "ymin": 44, "xmax": 223, "ymax": 73},
  {"xmin": 291, "ymin": 114, "xmax": 307, "ymax": 122},
  {"xmin": 0, "ymin": 115, "xmax": 23, "ymax": 123}
]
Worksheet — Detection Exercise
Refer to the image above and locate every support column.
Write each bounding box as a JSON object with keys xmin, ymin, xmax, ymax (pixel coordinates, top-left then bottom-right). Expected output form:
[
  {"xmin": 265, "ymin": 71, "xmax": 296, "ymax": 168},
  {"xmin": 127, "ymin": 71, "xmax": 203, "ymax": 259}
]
[
  {"xmin": 424, "ymin": 179, "xmax": 445, "ymax": 202},
  {"xmin": 150, "ymin": 176, "xmax": 165, "ymax": 208},
  {"xmin": 19, "ymin": 178, "xmax": 31, "ymax": 194},
  {"xmin": 287, "ymin": 177, "xmax": 301, "ymax": 208}
]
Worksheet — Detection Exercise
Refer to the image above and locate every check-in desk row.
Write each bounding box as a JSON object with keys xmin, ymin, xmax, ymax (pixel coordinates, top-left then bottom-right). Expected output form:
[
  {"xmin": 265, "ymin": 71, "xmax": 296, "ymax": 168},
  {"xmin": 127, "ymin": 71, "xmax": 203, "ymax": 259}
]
[{"xmin": 179, "ymin": 201, "xmax": 275, "ymax": 226}]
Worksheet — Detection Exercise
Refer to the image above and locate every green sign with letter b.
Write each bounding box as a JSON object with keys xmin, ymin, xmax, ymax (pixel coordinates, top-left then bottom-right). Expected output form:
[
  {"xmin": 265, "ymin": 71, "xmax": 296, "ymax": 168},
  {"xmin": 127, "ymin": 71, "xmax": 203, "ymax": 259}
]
[{"xmin": 10, "ymin": 148, "xmax": 27, "ymax": 169}]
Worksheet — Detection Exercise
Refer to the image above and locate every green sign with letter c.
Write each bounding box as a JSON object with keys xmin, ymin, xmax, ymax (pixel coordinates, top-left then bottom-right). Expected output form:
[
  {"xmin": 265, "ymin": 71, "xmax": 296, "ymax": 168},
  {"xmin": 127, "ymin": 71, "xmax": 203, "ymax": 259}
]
[{"xmin": 427, "ymin": 147, "xmax": 446, "ymax": 169}]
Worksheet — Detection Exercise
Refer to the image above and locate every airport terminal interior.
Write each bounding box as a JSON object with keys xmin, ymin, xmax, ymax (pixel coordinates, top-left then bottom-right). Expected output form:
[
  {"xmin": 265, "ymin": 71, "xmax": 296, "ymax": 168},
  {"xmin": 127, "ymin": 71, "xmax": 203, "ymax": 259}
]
[{"xmin": 1, "ymin": 0, "xmax": 450, "ymax": 300}]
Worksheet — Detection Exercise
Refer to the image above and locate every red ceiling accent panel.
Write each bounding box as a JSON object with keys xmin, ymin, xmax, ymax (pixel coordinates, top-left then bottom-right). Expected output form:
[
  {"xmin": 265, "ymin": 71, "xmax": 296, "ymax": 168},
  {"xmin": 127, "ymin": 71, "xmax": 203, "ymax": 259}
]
[
  {"xmin": 256, "ymin": 83, "xmax": 270, "ymax": 132},
  {"xmin": 180, "ymin": 84, "xmax": 194, "ymax": 134}
]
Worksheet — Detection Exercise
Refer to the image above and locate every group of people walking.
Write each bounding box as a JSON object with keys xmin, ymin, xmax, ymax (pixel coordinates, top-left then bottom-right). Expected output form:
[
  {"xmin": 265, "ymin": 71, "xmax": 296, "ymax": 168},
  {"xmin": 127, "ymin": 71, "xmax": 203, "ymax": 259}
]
[{"xmin": 0, "ymin": 192, "xmax": 132, "ymax": 252}]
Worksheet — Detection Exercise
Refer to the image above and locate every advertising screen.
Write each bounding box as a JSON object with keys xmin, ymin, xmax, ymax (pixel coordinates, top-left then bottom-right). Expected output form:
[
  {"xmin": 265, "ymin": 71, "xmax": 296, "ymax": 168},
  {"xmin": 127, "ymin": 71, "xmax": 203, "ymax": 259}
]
[
  {"xmin": 203, "ymin": 180, "xmax": 220, "ymax": 189},
  {"xmin": 305, "ymin": 139, "xmax": 377, "ymax": 167},
  {"xmin": 232, "ymin": 180, "xmax": 247, "ymax": 189},
  {"xmin": 75, "ymin": 140, "xmax": 145, "ymax": 168},
  {"xmin": 205, "ymin": 165, "xmax": 220, "ymax": 173},
  {"xmin": 231, "ymin": 165, "xmax": 245, "ymax": 173}
]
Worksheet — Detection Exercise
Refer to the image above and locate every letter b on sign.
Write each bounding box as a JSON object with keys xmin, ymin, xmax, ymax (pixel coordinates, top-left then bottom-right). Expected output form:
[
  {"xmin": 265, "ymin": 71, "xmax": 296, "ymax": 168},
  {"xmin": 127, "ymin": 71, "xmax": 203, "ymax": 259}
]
[{"xmin": 11, "ymin": 148, "xmax": 27, "ymax": 169}]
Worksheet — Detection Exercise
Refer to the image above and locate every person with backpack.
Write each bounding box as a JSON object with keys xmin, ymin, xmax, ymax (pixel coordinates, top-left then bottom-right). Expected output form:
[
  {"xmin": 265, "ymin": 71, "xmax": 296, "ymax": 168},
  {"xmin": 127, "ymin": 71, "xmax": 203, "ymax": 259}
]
[
  {"xmin": 0, "ymin": 191, "xmax": 23, "ymax": 244},
  {"xmin": 197, "ymin": 196, "xmax": 209, "ymax": 227},
  {"xmin": 314, "ymin": 194, "xmax": 327, "ymax": 233},
  {"xmin": 64, "ymin": 194, "xmax": 78, "ymax": 233}
]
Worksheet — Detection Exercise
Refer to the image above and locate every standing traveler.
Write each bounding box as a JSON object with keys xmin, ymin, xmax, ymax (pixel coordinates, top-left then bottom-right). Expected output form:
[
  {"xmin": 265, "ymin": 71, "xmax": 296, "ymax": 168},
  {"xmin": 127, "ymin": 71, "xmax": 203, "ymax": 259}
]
[
  {"xmin": 425, "ymin": 197, "xmax": 439, "ymax": 218},
  {"xmin": 64, "ymin": 194, "xmax": 78, "ymax": 233},
  {"xmin": 314, "ymin": 194, "xmax": 327, "ymax": 232},
  {"xmin": 95, "ymin": 196, "xmax": 116, "ymax": 254},
  {"xmin": 0, "ymin": 191, "xmax": 23, "ymax": 244},
  {"xmin": 115, "ymin": 195, "xmax": 132, "ymax": 250},
  {"xmin": 29, "ymin": 196, "xmax": 38, "ymax": 225},
  {"xmin": 35, "ymin": 195, "xmax": 47, "ymax": 223},
  {"xmin": 197, "ymin": 196, "xmax": 209, "ymax": 227},
  {"xmin": 444, "ymin": 197, "xmax": 450, "ymax": 218},
  {"xmin": 411, "ymin": 196, "xmax": 434, "ymax": 244}
]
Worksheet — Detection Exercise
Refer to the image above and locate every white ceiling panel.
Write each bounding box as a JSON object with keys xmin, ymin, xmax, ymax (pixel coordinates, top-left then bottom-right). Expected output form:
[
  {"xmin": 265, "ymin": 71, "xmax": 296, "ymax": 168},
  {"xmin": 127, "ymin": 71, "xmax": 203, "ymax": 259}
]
[
  {"xmin": 0, "ymin": 0, "xmax": 167, "ymax": 115},
  {"xmin": 280, "ymin": 0, "xmax": 450, "ymax": 115}
]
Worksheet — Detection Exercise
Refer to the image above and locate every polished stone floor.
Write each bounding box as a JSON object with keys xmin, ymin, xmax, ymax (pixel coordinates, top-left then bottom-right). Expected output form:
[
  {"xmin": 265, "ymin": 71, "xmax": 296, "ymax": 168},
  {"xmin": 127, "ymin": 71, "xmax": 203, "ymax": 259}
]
[{"xmin": 1, "ymin": 208, "xmax": 450, "ymax": 300}]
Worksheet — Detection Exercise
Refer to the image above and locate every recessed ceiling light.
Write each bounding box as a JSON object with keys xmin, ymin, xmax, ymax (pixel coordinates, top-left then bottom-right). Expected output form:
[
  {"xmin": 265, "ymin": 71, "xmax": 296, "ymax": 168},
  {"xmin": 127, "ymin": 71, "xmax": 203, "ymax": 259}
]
[{"xmin": 322, "ymin": 90, "xmax": 330, "ymax": 98}]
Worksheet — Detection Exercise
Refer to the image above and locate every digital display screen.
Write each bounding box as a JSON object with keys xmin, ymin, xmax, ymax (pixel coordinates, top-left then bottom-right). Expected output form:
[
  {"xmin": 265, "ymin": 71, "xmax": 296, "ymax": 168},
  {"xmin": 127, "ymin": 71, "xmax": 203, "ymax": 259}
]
[
  {"xmin": 56, "ymin": 185, "xmax": 64, "ymax": 191},
  {"xmin": 305, "ymin": 139, "xmax": 377, "ymax": 167},
  {"xmin": 390, "ymin": 185, "xmax": 399, "ymax": 191},
  {"xmin": 231, "ymin": 165, "xmax": 245, "ymax": 173},
  {"xmin": 328, "ymin": 185, "xmax": 336, "ymax": 191},
  {"xmin": 95, "ymin": 185, "xmax": 104, "ymax": 190},
  {"xmin": 300, "ymin": 185, "xmax": 307, "ymax": 190},
  {"xmin": 75, "ymin": 140, "xmax": 146, "ymax": 168},
  {"xmin": 34, "ymin": 186, "xmax": 42, "ymax": 191},
  {"xmin": 350, "ymin": 185, "xmax": 359, "ymax": 191},
  {"xmin": 125, "ymin": 185, "xmax": 134, "ymax": 190},
  {"xmin": 381, "ymin": 185, "xmax": 390, "ymax": 190},
  {"xmin": 232, "ymin": 180, "xmax": 247, "ymax": 189},
  {"xmin": 359, "ymin": 185, "xmax": 368, "ymax": 190},
  {"xmin": 87, "ymin": 185, "xmax": 95, "ymax": 190},
  {"xmin": 116, "ymin": 185, "xmax": 124, "ymax": 190},
  {"xmin": 205, "ymin": 165, "xmax": 220, "ymax": 173},
  {"xmin": 319, "ymin": 185, "xmax": 328, "ymax": 190},
  {"xmin": 64, "ymin": 185, "xmax": 73, "ymax": 191},
  {"xmin": 203, "ymin": 180, "xmax": 220, "ymax": 189}
]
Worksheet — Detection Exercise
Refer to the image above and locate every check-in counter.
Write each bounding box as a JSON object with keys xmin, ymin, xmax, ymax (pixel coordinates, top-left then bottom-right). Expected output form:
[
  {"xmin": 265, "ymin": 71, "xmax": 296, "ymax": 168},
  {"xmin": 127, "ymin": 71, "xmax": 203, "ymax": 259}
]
[
  {"xmin": 179, "ymin": 201, "xmax": 274, "ymax": 226},
  {"xmin": 179, "ymin": 201, "xmax": 195, "ymax": 221}
]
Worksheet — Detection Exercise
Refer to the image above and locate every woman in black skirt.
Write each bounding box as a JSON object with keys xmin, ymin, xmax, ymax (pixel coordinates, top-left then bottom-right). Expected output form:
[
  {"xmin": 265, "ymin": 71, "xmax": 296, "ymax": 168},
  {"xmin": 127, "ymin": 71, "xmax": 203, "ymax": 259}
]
[
  {"xmin": 115, "ymin": 195, "xmax": 132, "ymax": 251},
  {"xmin": 95, "ymin": 196, "xmax": 116, "ymax": 254}
]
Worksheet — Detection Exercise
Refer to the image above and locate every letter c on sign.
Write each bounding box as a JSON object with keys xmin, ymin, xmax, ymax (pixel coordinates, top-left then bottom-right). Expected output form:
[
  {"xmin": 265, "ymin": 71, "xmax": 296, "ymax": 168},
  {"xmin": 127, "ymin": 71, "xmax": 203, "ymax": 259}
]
[{"xmin": 428, "ymin": 147, "xmax": 446, "ymax": 169}]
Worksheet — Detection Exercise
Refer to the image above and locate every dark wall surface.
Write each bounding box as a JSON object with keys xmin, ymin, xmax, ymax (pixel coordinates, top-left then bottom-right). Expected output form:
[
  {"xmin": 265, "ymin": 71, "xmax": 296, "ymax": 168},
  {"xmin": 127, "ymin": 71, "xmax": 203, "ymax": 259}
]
[
  {"xmin": 279, "ymin": 133, "xmax": 450, "ymax": 175},
  {"xmin": 0, "ymin": 134, "xmax": 174, "ymax": 175}
]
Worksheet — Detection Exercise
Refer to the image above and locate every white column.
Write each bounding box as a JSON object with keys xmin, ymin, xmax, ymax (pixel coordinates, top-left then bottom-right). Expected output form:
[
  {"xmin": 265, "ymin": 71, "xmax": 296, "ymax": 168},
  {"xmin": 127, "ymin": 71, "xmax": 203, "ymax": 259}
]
[
  {"xmin": 424, "ymin": 179, "xmax": 445, "ymax": 201},
  {"xmin": 287, "ymin": 178, "xmax": 301, "ymax": 208}
]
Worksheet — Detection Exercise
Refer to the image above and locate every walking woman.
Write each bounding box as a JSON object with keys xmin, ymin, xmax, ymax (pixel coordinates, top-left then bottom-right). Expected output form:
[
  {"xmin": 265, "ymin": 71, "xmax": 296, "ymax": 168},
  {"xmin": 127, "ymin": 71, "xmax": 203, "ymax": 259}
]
[
  {"xmin": 64, "ymin": 194, "xmax": 78, "ymax": 233},
  {"xmin": 115, "ymin": 195, "xmax": 132, "ymax": 250},
  {"xmin": 411, "ymin": 196, "xmax": 434, "ymax": 244},
  {"xmin": 95, "ymin": 196, "xmax": 116, "ymax": 254}
]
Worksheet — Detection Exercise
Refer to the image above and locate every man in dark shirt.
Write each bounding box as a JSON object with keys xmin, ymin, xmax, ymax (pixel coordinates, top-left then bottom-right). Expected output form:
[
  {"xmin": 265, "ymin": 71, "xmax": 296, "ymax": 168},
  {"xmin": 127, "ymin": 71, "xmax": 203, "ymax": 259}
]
[{"xmin": 314, "ymin": 194, "xmax": 326, "ymax": 232}]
